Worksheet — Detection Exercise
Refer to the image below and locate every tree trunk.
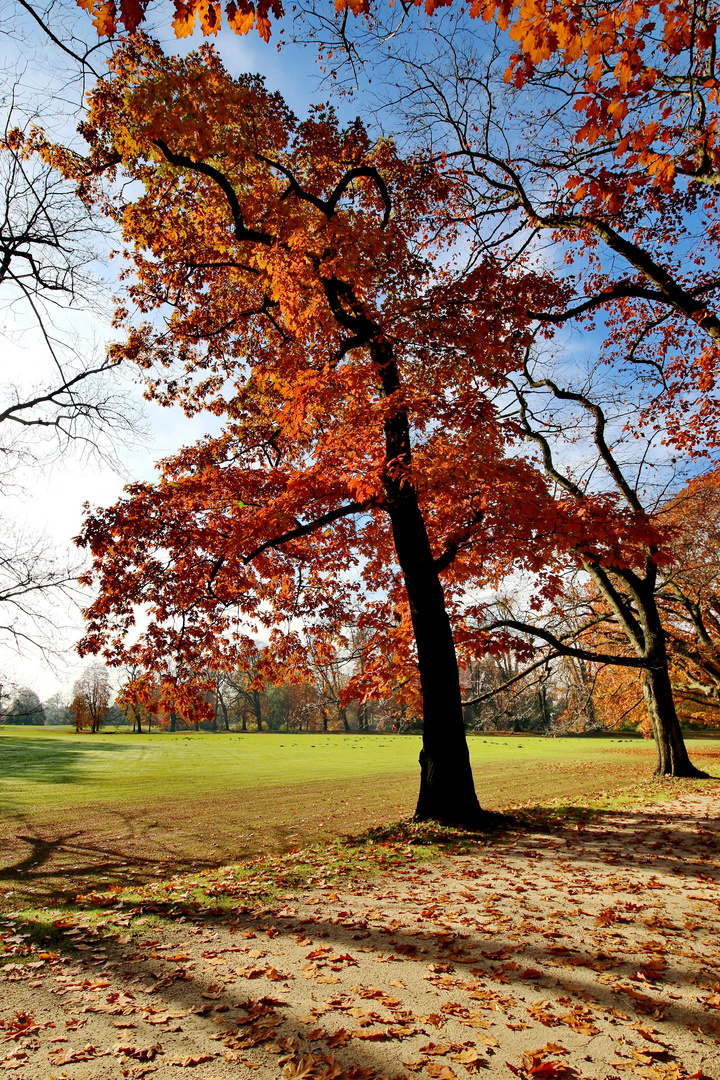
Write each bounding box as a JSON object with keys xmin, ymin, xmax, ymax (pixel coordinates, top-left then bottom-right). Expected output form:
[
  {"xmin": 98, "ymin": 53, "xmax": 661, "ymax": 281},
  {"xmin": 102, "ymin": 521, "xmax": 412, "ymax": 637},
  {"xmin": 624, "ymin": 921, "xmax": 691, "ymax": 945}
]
[
  {"xmin": 252, "ymin": 690, "xmax": 262, "ymax": 731},
  {"xmin": 584, "ymin": 563, "xmax": 706, "ymax": 779},
  {"xmin": 642, "ymin": 664, "xmax": 708, "ymax": 777},
  {"xmin": 169, "ymin": 710, "xmax": 177, "ymax": 732},
  {"xmin": 373, "ymin": 339, "xmax": 484, "ymax": 826},
  {"xmin": 218, "ymin": 692, "xmax": 229, "ymax": 731},
  {"xmin": 638, "ymin": 587, "xmax": 707, "ymax": 778}
]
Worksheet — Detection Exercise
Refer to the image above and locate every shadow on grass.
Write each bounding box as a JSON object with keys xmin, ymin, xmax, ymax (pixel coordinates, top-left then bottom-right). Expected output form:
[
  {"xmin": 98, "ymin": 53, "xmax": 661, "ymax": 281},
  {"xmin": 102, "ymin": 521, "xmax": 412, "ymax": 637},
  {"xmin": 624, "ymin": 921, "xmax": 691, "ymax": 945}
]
[
  {"xmin": 1, "ymin": 774, "xmax": 717, "ymax": 915},
  {"xmin": 0, "ymin": 734, "xmax": 136, "ymax": 787}
]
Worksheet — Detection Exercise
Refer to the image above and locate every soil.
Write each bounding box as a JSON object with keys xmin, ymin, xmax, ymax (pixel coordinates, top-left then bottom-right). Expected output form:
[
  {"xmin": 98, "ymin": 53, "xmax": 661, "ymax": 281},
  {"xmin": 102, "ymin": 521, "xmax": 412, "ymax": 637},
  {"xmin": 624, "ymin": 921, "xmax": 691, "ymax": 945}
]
[{"xmin": 1, "ymin": 789, "xmax": 719, "ymax": 1080}]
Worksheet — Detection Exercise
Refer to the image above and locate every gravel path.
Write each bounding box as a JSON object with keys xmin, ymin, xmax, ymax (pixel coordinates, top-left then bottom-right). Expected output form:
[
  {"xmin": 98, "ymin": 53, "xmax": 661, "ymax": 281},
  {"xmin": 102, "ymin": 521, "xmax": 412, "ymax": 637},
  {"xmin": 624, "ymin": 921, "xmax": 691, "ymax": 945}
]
[{"xmin": 1, "ymin": 790, "xmax": 719, "ymax": 1080}]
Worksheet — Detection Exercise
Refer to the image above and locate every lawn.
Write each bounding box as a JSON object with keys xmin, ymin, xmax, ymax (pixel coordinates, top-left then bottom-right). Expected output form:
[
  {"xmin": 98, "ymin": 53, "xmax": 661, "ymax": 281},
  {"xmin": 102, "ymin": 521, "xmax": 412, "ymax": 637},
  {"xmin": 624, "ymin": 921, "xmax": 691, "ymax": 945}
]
[{"xmin": 0, "ymin": 726, "xmax": 718, "ymax": 913}]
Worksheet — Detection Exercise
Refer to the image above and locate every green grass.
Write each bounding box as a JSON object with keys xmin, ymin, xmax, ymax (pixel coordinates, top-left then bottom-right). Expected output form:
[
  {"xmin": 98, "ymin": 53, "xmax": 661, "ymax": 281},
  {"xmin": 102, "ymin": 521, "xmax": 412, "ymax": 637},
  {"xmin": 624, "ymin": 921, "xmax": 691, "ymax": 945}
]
[
  {"xmin": 0, "ymin": 725, "xmax": 692, "ymax": 810},
  {"xmin": 0, "ymin": 727, "xmax": 426, "ymax": 809},
  {"xmin": 0, "ymin": 726, "xmax": 718, "ymax": 918}
]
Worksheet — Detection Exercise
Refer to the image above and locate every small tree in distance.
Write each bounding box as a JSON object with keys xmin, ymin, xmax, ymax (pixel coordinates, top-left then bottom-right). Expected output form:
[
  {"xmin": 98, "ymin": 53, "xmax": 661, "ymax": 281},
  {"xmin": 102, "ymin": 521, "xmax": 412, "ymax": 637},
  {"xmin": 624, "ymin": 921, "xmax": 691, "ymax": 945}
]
[{"xmin": 71, "ymin": 660, "xmax": 111, "ymax": 733}]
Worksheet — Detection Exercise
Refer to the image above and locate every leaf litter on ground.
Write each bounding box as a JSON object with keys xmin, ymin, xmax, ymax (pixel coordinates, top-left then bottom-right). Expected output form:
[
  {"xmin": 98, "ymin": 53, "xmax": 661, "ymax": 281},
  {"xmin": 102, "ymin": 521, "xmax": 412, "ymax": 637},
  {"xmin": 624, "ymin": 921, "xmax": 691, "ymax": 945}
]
[{"xmin": 0, "ymin": 786, "xmax": 719, "ymax": 1079}]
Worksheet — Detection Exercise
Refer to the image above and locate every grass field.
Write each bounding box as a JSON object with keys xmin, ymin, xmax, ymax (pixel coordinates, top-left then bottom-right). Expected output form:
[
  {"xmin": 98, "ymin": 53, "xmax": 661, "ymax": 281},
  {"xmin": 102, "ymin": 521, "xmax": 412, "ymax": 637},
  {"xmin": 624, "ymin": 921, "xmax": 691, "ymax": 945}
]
[{"xmin": 1, "ymin": 726, "xmax": 718, "ymax": 914}]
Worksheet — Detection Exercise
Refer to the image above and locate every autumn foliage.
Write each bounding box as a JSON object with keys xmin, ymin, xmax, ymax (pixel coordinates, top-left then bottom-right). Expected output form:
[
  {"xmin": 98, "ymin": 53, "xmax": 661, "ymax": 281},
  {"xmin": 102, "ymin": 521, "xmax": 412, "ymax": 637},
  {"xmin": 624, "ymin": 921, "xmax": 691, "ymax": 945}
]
[
  {"xmin": 34, "ymin": 36, "xmax": 594, "ymax": 819},
  {"xmin": 76, "ymin": 0, "xmax": 283, "ymax": 40}
]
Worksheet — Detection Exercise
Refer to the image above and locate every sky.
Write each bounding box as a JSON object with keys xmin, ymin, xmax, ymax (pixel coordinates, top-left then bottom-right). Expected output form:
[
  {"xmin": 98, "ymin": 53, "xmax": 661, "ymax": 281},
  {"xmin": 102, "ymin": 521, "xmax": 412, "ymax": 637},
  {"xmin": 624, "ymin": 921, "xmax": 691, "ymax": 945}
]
[{"xmin": 0, "ymin": 0, "xmax": 358, "ymax": 703}]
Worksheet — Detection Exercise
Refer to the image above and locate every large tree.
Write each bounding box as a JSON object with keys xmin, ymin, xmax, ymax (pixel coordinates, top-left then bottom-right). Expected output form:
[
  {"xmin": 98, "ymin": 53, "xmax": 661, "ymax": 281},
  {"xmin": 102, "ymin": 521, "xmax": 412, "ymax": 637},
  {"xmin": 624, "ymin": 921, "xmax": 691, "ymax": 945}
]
[{"xmin": 41, "ymin": 37, "xmax": 562, "ymax": 824}]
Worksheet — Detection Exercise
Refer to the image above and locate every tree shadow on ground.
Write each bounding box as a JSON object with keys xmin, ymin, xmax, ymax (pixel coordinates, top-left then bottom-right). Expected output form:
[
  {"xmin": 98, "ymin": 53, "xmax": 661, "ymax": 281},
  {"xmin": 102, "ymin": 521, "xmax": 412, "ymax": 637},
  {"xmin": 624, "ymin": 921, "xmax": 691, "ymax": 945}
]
[
  {"xmin": 2, "ymin": 794, "xmax": 718, "ymax": 1080},
  {"xmin": 0, "ymin": 734, "xmax": 136, "ymax": 788}
]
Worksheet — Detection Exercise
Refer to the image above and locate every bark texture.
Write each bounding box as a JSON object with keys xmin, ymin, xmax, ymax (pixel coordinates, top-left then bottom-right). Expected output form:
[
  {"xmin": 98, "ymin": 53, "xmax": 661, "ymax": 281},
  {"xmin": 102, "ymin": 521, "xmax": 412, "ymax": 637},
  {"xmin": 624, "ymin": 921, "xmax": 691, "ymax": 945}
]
[
  {"xmin": 643, "ymin": 665, "xmax": 708, "ymax": 777},
  {"xmin": 373, "ymin": 339, "xmax": 485, "ymax": 825}
]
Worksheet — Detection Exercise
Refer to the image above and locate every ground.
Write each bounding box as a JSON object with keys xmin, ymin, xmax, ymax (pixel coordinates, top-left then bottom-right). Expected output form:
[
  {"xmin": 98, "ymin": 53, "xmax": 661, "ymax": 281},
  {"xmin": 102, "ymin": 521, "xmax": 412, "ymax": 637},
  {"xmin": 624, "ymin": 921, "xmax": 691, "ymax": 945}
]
[{"xmin": 0, "ymin": 731, "xmax": 718, "ymax": 1079}]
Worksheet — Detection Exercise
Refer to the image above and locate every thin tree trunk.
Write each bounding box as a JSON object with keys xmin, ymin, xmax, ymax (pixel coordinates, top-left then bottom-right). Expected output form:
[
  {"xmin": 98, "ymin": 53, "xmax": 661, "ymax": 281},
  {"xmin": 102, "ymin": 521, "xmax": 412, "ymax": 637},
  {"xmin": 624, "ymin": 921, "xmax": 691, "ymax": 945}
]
[{"xmin": 584, "ymin": 564, "xmax": 706, "ymax": 778}]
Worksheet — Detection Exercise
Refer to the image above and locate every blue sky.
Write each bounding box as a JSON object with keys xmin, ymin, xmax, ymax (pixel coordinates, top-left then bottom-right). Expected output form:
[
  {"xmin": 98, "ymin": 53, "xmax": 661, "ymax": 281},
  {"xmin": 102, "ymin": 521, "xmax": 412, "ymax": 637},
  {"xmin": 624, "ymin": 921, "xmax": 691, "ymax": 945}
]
[{"xmin": 1, "ymin": 0, "xmax": 353, "ymax": 700}]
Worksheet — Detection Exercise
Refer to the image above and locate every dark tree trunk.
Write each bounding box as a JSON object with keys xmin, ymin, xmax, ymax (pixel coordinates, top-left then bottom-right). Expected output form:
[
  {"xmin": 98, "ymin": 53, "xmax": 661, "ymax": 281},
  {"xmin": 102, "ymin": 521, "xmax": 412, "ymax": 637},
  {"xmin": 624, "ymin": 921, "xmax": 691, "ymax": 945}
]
[
  {"xmin": 218, "ymin": 692, "xmax": 229, "ymax": 731},
  {"xmin": 252, "ymin": 690, "xmax": 262, "ymax": 731},
  {"xmin": 373, "ymin": 340, "xmax": 484, "ymax": 826},
  {"xmin": 643, "ymin": 664, "xmax": 707, "ymax": 777},
  {"xmin": 169, "ymin": 710, "xmax": 177, "ymax": 732},
  {"xmin": 639, "ymin": 590, "xmax": 707, "ymax": 778}
]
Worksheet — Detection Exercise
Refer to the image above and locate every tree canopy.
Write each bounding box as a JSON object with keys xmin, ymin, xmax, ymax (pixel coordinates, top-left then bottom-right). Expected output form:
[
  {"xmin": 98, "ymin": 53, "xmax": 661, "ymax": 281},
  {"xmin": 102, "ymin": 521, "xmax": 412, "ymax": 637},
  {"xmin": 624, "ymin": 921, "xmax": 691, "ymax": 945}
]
[{"xmin": 42, "ymin": 37, "xmax": 577, "ymax": 820}]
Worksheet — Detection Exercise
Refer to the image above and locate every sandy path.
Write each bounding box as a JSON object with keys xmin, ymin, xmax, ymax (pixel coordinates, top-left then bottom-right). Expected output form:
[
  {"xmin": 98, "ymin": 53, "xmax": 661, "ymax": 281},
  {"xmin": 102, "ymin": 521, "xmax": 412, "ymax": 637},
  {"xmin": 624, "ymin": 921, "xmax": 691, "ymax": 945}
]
[{"xmin": 1, "ymin": 790, "xmax": 719, "ymax": 1080}]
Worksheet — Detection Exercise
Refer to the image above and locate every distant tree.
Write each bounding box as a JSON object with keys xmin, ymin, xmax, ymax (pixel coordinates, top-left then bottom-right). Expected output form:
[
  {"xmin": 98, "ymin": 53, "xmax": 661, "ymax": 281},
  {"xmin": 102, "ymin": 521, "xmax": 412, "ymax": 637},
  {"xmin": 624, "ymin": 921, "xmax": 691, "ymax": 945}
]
[
  {"xmin": 4, "ymin": 686, "xmax": 45, "ymax": 725},
  {"xmin": 71, "ymin": 660, "xmax": 110, "ymax": 732},
  {"xmin": 115, "ymin": 663, "xmax": 158, "ymax": 733},
  {"xmin": 43, "ymin": 691, "xmax": 72, "ymax": 725}
]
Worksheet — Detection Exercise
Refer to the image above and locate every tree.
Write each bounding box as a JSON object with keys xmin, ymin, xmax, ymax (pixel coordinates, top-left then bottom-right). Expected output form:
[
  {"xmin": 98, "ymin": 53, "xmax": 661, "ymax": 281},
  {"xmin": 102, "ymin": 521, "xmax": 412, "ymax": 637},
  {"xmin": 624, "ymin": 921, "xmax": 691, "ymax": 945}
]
[
  {"xmin": 219, "ymin": 656, "xmax": 268, "ymax": 732},
  {"xmin": 43, "ymin": 690, "xmax": 73, "ymax": 725},
  {"xmin": 66, "ymin": 0, "xmax": 720, "ymax": 779},
  {"xmin": 42, "ymin": 37, "xmax": 564, "ymax": 824},
  {"xmin": 3, "ymin": 686, "xmax": 46, "ymax": 724},
  {"xmin": 486, "ymin": 365, "xmax": 708, "ymax": 776},
  {"xmin": 71, "ymin": 659, "xmax": 110, "ymax": 731}
]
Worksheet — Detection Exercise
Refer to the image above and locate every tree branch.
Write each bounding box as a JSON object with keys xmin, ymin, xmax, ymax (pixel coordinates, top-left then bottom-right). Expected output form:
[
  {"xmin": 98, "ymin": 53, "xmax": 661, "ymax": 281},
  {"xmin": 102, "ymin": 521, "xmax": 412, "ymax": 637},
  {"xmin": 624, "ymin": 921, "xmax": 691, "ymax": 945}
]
[
  {"xmin": 242, "ymin": 501, "xmax": 375, "ymax": 563},
  {"xmin": 152, "ymin": 140, "xmax": 273, "ymax": 248},
  {"xmin": 485, "ymin": 618, "xmax": 651, "ymax": 668}
]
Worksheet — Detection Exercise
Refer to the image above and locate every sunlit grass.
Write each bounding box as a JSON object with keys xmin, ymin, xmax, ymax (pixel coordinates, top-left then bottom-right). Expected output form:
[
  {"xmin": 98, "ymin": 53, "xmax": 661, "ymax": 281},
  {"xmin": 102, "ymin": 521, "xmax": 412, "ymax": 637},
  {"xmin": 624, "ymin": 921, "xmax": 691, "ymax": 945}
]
[{"xmin": 1, "ymin": 726, "xmax": 717, "ymax": 919}]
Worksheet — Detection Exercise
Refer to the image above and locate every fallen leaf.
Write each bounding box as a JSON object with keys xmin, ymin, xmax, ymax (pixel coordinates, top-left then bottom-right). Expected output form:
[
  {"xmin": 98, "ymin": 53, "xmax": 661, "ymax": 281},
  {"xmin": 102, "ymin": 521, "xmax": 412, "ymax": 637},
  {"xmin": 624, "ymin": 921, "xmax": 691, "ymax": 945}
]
[
  {"xmin": 326, "ymin": 1030, "xmax": 351, "ymax": 1047},
  {"xmin": 169, "ymin": 1053, "xmax": 216, "ymax": 1066},
  {"xmin": 425, "ymin": 1065, "xmax": 458, "ymax": 1080},
  {"xmin": 283, "ymin": 1055, "xmax": 322, "ymax": 1080}
]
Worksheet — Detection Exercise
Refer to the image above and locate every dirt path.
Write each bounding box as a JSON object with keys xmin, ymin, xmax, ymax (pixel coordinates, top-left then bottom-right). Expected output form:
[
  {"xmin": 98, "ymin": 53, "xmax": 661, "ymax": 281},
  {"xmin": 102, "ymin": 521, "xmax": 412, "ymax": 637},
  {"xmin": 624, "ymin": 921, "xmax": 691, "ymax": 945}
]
[{"xmin": 1, "ymin": 790, "xmax": 719, "ymax": 1080}]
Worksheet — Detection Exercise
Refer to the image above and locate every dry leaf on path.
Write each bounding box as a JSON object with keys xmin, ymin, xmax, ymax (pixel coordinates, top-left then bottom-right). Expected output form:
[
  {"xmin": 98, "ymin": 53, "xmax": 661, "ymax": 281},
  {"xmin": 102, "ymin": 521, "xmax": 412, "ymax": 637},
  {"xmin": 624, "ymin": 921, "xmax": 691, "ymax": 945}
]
[
  {"xmin": 282, "ymin": 1054, "xmax": 321, "ymax": 1080},
  {"xmin": 426, "ymin": 1064, "xmax": 458, "ymax": 1080},
  {"xmin": 169, "ymin": 1053, "xmax": 216, "ymax": 1066}
]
